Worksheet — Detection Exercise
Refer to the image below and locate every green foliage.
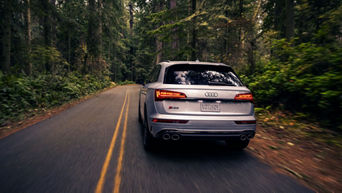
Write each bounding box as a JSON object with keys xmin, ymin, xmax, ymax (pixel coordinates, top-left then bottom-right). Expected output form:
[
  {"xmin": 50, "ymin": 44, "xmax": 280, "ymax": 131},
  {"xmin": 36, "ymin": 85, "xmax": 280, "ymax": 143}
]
[
  {"xmin": 242, "ymin": 5, "xmax": 342, "ymax": 130},
  {"xmin": 132, "ymin": 0, "xmax": 259, "ymax": 70},
  {"xmin": 0, "ymin": 0, "xmax": 129, "ymax": 81},
  {"xmin": 243, "ymin": 38, "xmax": 342, "ymax": 130},
  {"xmin": 30, "ymin": 46, "xmax": 70, "ymax": 74},
  {"xmin": 0, "ymin": 73, "xmax": 111, "ymax": 126},
  {"xmin": 117, "ymin": 80, "xmax": 135, "ymax": 85}
]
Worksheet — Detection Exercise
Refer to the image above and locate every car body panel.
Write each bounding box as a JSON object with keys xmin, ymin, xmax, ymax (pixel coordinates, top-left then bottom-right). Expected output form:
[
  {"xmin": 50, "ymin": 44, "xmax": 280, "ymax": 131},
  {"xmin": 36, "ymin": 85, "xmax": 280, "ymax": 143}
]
[{"xmin": 139, "ymin": 61, "xmax": 256, "ymax": 139}]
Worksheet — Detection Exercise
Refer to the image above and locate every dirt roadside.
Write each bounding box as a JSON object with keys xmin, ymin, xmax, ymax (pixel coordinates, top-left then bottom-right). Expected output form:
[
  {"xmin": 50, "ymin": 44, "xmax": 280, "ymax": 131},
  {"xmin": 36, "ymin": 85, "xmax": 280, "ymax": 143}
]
[{"xmin": 248, "ymin": 110, "xmax": 342, "ymax": 193}]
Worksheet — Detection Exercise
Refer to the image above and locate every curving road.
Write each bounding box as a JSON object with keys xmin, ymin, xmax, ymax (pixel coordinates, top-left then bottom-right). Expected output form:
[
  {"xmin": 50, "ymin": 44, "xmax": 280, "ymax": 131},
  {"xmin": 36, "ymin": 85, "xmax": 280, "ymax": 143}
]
[{"xmin": 0, "ymin": 85, "xmax": 313, "ymax": 193}]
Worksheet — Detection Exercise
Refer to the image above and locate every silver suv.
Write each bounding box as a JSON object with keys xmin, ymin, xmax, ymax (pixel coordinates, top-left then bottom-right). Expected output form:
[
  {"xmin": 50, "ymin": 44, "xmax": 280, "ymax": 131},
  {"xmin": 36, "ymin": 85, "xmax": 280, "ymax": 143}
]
[{"xmin": 138, "ymin": 61, "xmax": 256, "ymax": 150}]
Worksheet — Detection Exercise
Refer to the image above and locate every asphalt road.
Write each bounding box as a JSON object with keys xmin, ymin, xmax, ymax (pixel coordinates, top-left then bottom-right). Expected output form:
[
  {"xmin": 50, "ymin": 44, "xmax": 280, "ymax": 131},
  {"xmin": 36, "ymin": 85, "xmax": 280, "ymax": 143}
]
[{"xmin": 0, "ymin": 85, "xmax": 313, "ymax": 193}]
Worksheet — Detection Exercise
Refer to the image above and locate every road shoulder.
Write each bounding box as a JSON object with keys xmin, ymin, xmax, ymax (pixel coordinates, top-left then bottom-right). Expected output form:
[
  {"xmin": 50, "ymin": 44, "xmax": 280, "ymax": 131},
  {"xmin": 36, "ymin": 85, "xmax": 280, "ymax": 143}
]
[
  {"xmin": 248, "ymin": 109, "xmax": 342, "ymax": 192},
  {"xmin": 0, "ymin": 85, "xmax": 117, "ymax": 139}
]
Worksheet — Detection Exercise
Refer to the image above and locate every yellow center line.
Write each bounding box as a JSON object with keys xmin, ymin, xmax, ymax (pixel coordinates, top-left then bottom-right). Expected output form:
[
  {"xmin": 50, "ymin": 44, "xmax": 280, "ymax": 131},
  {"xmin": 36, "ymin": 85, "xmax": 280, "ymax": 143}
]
[
  {"xmin": 113, "ymin": 94, "xmax": 130, "ymax": 193},
  {"xmin": 95, "ymin": 91, "xmax": 128, "ymax": 193}
]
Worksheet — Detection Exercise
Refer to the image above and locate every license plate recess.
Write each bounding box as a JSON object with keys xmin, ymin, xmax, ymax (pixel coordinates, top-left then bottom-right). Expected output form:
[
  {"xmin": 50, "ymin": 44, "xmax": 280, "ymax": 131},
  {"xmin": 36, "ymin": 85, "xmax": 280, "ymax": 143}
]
[{"xmin": 200, "ymin": 103, "xmax": 220, "ymax": 112}]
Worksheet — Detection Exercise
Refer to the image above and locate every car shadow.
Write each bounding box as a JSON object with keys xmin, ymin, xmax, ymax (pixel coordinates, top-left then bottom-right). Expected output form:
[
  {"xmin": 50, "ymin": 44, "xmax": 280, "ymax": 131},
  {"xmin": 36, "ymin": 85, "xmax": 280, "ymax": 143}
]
[
  {"xmin": 134, "ymin": 120, "xmax": 313, "ymax": 193},
  {"xmin": 138, "ymin": 123, "xmax": 249, "ymax": 159}
]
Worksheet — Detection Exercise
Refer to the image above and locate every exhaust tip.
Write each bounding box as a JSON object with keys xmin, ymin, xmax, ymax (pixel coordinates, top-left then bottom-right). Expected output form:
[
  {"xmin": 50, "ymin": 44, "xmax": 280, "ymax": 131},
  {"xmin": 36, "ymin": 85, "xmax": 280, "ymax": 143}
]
[
  {"xmin": 162, "ymin": 133, "xmax": 171, "ymax": 140},
  {"xmin": 240, "ymin": 134, "xmax": 247, "ymax": 141},
  {"xmin": 171, "ymin": 134, "xmax": 180, "ymax": 141}
]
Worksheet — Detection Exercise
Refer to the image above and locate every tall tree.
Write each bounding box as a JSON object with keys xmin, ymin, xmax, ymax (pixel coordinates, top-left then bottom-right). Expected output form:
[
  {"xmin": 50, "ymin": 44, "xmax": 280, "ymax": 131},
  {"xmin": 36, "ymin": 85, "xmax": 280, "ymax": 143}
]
[
  {"xmin": 129, "ymin": 2, "xmax": 134, "ymax": 80},
  {"xmin": 97, "ymin": 0, "xmax": 103, "ymax": 57},
  {"xmin": 155, "ymin": 1, "xmax": 163, "ymax": 64},
  {"xmin": 1, "ymin": 0, "xmax": 11, "ymax": 73},
  {"xmin": 25, "ymin": 0, "xmax": 32, "ymax": 75},
  {"xmin": 41, "ymin": 0, "xmax": 51, "ymax": 47},
  {"xmin": 170, "ymin": 0, "xmax": 177, "ymax": 50},
  {"xmin": 190, "ymin": 0, "xmax": 197, "ymax": 60},
  {"xmin": 246, "ymin": 0, "xmax": 262, "ymax": 74},
  {"xmin": 87, "ymin": 0, "xmax": 100, "ymax": 59},
  {"xmin": 285, "ymin": 0, "xmax": 294, "ymax": 39}
]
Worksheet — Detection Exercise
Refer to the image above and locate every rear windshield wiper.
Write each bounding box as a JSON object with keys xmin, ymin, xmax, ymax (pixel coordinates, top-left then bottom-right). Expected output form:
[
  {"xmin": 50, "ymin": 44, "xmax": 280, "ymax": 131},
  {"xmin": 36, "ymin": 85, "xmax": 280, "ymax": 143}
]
[{"xmin": 207, "ymin": 81, "xmax": 234, "ymax": 86}]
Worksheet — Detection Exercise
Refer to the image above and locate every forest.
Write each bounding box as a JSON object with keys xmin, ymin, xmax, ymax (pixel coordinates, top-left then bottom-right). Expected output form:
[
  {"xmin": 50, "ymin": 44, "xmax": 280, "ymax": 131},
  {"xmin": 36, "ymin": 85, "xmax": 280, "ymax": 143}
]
[{"xmin": 0, "ymin": 0, "xmax": 341, "ymax": 131}]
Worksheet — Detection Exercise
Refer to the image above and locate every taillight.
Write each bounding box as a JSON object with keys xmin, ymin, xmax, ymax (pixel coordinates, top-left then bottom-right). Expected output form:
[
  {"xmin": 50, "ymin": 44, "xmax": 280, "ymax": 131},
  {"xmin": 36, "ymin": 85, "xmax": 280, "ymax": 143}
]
[
  {"xmin": 235, "ymin": 121, "xmax": 256, "ymax": 124},
  {"xmin": 152, "ymin": 119, "xmax": 188, "ymax": 124},
  {"xmin": 234, "ymin": 93, "xmax": 253, "ymax": 102},
  {"xmin": 155, "ymin": 89, "xmax": 187, "ymax": 101}
]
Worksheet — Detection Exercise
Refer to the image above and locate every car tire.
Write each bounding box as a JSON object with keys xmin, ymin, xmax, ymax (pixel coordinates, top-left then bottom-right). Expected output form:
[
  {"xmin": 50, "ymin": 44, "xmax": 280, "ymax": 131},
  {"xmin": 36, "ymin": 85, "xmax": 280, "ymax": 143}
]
[
  {"xmin": 143, "ymin": 108, "xmax": 155, "ymax": 151},
  {"xmin": 225, "ymin": 139, "xmax": 249, "ymax": 150},
  {"xmin": 138, "ymin": 102, "xmax": 142, "ymax": 124},
  {"xmin": 143, "ymin": 126, "xmax": 155, "ymax": 151}
]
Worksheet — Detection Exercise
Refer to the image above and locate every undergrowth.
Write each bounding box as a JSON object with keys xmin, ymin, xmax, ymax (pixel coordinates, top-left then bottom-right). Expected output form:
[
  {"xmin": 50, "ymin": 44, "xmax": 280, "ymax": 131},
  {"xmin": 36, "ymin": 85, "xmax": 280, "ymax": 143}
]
[{"xmin": 0, "ymin": 72, "xmax": 112, "ymax": 126}]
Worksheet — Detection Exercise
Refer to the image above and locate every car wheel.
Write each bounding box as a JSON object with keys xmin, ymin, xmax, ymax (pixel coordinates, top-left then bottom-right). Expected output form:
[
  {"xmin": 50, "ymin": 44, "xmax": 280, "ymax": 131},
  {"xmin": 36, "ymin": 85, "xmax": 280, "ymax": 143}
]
[
  {"xmin": 225, "ymin": 139, "xmax": 249, "ymax": 150},
  {"xmin": 142, "ymin": 108, "xmax": 155, "ymax": 151},
  {"xmin": 143, "ymin": 126, "xmax": 155, "ymax": 150},
  {"xmin": 138, "ymin": 102, "xmax": 142, "ymax": 123}
]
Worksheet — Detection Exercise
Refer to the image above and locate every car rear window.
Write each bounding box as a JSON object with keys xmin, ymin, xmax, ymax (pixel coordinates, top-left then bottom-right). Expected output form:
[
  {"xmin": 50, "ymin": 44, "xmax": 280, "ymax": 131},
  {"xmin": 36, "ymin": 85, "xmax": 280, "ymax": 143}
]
[{"xmin": 164, "ymin": 64, "xmax": 243, "ymax": 86}]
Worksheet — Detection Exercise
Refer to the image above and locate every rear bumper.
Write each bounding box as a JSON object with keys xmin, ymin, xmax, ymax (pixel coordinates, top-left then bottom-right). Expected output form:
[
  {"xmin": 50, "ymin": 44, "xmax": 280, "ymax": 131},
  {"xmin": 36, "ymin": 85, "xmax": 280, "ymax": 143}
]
[
  {"xmin": 155, "ymin": 129, "xmax": 255, "ymax": 140},
  {"xmin": 148, "ymin": 114, "xmax": 256, "ymax": 139}
]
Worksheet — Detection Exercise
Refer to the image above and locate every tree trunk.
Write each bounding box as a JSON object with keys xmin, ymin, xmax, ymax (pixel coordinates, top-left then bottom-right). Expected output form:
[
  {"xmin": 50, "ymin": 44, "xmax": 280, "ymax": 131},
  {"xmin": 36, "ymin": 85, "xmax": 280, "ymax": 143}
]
[
  {"xmin": 50, "ymin": 0, "xmax": 56, "ymax": 46},
  {"xmin": 274, "ymin": 0, "xmax": 284, "ymax": 38},
  {"xmin": 156, "ymin": 39, "xmax": 162, "ymax": 64},
  {"xmin": 129, "ymin": 2, "xmax": 134, "ymax": 80},
  {"xmin": 187, "ymin": 0, "xmax": 191, "ymax": 60},
  {"xmin": 25, "ymin": 0, "xmax": 32, "ymax": 75},
  {"xmin": 155, "ymin": 2, "xmax": 163, "ymax": 64},
  {"xmin": 247, "ymin": 39, "xmax": 256, "ymax": 75},
  {"xmin": 170, "ymin": 0, "xmax": 178, "ymax": 50},
  {"xmin": 129, "ymin": 3, "xmax": 133, "ymax": 36},
  {"xmin": 98, "ymin": 0, "xmax": 103, "ymax": 57},
  {"xmin": 42, "ymin": 0, "xmax": 51, "ymax": 47},
  {"xmin": 2, "ymin": 0, "xmax": 11, "ymax": 73},
  {"xmin": 68, "ymin": 30, "xmax": 71, "ymax": 65},
  {"xmin": 114, "ymin": 45, "xmax": 117, "ymax": 82},
  {"xmin": 223, "ymin": 0, "xmax": 229, "ymax": 61},
  {"xmin": 238, "ymin": 0, "xmax": 243, "ymax": 43},
  {"xmin": 41, "ymin": 0, "xmax": 51, "ymax": 72},
  {"xmin": 246, "ymin": 0, "xmax": 262, "ymax": 74},
  {"xmin": 285, "ymin": 0, "xmax": 294, "ymax": 40},
  {"xmin": 87, "ymin": 0, "xmax": 99, "ymax": 60},
  {"xmin": 190, "ymin": 0, "xmax": 197, "ymax": 60}
]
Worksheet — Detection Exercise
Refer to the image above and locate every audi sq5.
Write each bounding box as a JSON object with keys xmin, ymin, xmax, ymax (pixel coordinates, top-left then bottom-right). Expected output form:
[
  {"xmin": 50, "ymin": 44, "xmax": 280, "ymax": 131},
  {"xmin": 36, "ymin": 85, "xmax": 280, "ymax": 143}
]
[{"xmin": 138, "ymin": 61, "xmax": 256, "ymax": 150}]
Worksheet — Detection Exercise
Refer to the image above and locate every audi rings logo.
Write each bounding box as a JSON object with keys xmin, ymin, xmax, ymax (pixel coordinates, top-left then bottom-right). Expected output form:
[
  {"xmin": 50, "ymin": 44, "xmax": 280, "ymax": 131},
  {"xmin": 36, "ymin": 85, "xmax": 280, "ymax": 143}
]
[{"xmin": 204, "ymin": 92, "xmax": 218, "ymax": 97}]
